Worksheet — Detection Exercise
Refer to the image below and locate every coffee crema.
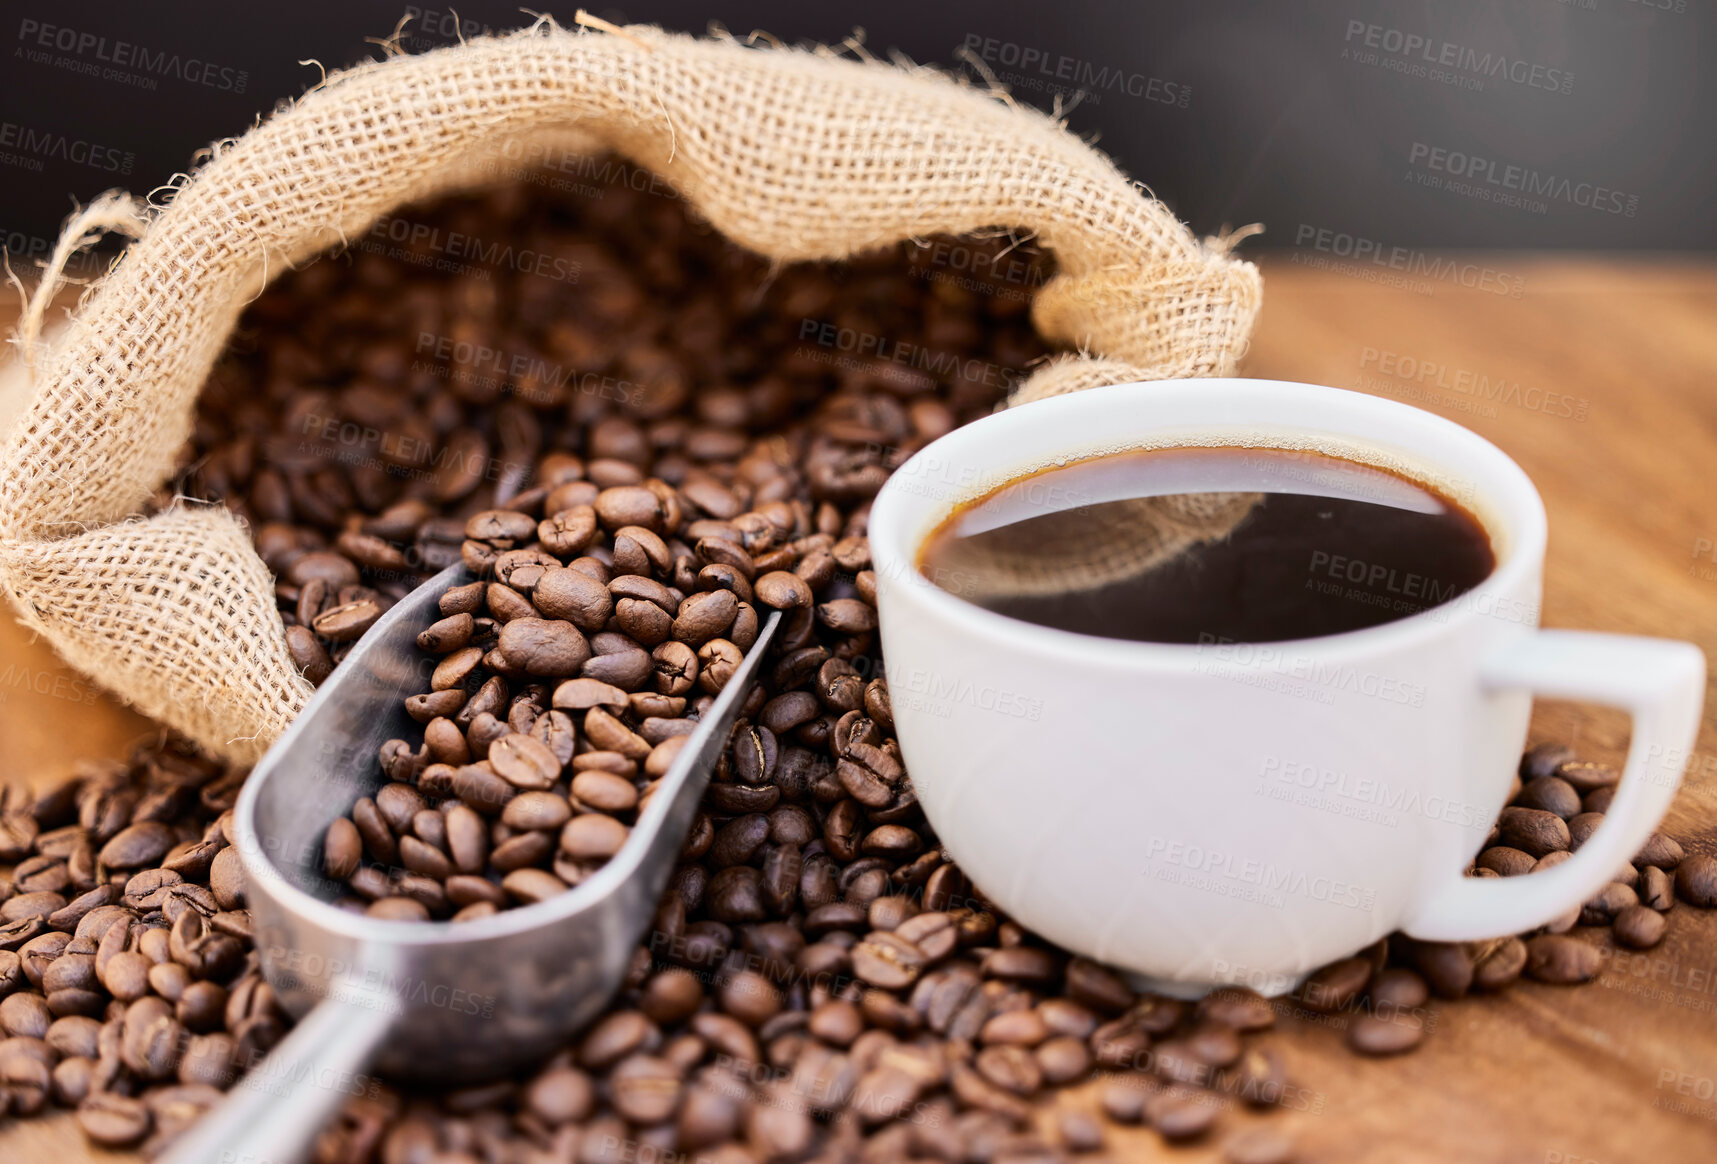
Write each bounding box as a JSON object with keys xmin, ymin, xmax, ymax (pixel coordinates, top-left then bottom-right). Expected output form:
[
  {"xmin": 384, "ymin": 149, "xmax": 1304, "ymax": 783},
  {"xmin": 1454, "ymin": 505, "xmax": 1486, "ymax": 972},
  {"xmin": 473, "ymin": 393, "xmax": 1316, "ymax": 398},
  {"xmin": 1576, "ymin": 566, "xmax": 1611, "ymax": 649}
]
[{"xmin": 917, "ymin": 446, "xmax": 1495, "ymax": 643}]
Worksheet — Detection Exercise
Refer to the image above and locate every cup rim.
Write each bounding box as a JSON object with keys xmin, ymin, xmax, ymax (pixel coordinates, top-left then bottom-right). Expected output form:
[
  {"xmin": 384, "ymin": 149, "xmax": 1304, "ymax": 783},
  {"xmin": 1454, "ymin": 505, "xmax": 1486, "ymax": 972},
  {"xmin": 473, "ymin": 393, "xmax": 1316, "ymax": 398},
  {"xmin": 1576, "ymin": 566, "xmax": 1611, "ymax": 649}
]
[{"xmin": 867, "ymin": 378, "xmax": 1547, "ymax": 666}]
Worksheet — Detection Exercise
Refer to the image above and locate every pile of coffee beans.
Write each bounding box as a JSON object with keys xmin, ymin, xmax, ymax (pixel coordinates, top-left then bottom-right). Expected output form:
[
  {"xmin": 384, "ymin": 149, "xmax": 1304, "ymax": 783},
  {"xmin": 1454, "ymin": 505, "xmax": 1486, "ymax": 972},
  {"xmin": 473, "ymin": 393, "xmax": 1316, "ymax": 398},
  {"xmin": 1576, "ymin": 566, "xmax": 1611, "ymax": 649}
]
[
  {"xmin": 0, "ymin": 738, "xmax": 287, "ymax": 1151},
  {"xmin": 2, "ymin": 167, "xmax": 1712, "ymax": 1158},
  {"xmin": 319, "ymin": 494, "xmax": 797, "ymax": 921},
  {"xmin": 6, "ymin": 732, "xmax": 1713, "ymax": 1159},
  {"xmin": 321, "ymin": 462, "xmax": 901, "ymax": 919},
  {"xmin": 218, "ymin": 166, "xmax": 1041, "ymax": 925}
]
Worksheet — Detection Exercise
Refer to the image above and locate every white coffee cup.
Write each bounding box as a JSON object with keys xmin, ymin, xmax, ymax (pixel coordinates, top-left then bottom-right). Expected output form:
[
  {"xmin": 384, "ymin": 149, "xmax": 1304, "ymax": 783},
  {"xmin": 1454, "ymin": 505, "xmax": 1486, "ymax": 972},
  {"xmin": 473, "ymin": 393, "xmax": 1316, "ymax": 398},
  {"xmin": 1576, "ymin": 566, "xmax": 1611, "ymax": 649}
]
[{"xmin": 868, "ymin": 378, "xmax": 1705, "ymax": 996}]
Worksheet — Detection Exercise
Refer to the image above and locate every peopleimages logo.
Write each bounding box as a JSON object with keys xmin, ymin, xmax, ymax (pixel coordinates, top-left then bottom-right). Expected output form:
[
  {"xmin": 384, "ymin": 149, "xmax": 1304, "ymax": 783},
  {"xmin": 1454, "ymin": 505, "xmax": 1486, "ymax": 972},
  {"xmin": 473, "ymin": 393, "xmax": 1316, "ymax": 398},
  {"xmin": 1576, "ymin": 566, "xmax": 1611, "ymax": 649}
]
[
  {"xmin": 15, "ymin": 19, "xmax": 249, "ymax": 92},
  {"xmin": 1194, "ymin": 634, "xmax": 1428, "ymax": 707},
  {"xmin": 0, "ymin": 120, "xmax": 135, "ymax": 175},
  {"xmin": 0, "ymin": 664, "xmax": 103, "ymax": 706},
  {"xmin": 1408, "ymin": 143, "xmax": 1638, "ymax": 218},
  {"xmin": 894, "ymin": 666, "xmax": 1044, "ymax": 722},
  {"xmin": 1342, "ymin": 20, "xmax": 1573, "ymax": 95},
  {"xmin": 959, "ymin": 34, "xmax": 1190, "ymax": 108},
  {"xmin": 361, "ymin": 214, "xmax": 581, "ymax": 283},
  {"xmin": 1143, "ymin": 836, "xmax": 1378, "ymax": 912},
  {"xmin": 795, "ymin": 319, "xmax": 1023, "ymax": 393},
  {"xmin": 1293, "ymin": 224, "xmax": 1525, "ymax": 298},
  {"xmin": 1359, "ymin": 346, "xmax": 1591, "ymax": 422},
  {"xmin": 1257, "ymin": 756, "xmax": 1489, "ymax": 829}
]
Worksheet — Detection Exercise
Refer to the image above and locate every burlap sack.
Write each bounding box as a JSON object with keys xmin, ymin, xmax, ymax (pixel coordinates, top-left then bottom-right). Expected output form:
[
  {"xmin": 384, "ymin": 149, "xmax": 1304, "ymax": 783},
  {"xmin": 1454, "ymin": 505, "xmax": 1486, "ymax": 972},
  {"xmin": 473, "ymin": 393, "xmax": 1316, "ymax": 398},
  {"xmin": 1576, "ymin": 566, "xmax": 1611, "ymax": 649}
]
[{"xmin": 0, "ymin": 19, "xmax": 1261, "ymax": 763}]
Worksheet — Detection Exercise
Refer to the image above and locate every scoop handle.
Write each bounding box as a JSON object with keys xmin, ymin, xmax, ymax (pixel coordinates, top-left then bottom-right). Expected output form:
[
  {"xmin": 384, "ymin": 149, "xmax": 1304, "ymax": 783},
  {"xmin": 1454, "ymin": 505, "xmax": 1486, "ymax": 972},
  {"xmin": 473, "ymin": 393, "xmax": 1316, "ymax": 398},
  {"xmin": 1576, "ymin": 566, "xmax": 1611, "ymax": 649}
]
[{"xmin": 160, "ymin": 994, "xmax": 395, "ymax": 1164}]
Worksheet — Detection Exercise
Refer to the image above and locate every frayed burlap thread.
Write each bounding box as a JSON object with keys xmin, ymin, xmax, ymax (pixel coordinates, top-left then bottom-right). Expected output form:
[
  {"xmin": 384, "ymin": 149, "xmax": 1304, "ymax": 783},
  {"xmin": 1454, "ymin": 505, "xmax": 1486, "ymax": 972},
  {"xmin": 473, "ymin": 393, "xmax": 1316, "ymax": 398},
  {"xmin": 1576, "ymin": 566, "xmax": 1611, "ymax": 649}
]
[{"xmin": 0, "ymin": 22, "xmax": 1261, "ymax": 762}]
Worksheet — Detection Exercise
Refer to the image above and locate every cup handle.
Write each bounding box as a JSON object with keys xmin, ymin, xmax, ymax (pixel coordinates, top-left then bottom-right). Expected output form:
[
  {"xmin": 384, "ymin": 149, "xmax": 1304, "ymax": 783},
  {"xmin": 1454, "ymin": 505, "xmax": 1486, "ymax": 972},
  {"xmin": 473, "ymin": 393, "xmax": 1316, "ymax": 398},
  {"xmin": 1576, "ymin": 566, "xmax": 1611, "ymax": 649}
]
[{"xmin": 1404, "ymin": 629, "xmax": 1705, "ymax": 941}]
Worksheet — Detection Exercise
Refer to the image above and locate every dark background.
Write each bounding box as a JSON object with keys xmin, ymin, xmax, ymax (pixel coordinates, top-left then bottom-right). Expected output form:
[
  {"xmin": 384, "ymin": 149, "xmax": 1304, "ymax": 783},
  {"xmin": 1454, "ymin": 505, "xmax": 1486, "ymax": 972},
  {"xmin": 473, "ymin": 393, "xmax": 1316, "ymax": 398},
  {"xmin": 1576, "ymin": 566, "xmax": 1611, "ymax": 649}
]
[{"xmin": 2, "ymin": 0, "xmax": 1711, "ymax": 267}]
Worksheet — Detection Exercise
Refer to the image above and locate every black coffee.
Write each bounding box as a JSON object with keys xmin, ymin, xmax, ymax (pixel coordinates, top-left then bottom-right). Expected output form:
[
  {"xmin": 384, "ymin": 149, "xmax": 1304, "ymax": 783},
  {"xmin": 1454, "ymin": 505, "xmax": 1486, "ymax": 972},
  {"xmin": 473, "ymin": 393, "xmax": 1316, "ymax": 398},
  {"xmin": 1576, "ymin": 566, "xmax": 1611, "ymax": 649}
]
[{"xmin": 918, "ymin": 446, "xmax": 1494, "ymax": 643}]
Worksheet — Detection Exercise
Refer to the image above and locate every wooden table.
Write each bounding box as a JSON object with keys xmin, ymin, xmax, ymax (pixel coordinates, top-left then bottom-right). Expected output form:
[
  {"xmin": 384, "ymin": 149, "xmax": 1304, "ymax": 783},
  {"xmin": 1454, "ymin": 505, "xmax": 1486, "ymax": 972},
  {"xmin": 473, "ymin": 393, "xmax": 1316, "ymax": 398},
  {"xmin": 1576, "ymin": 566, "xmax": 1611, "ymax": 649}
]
[{"xmin": 4, "ymin": 257, "xmax": 1715, "ymax": 1162}]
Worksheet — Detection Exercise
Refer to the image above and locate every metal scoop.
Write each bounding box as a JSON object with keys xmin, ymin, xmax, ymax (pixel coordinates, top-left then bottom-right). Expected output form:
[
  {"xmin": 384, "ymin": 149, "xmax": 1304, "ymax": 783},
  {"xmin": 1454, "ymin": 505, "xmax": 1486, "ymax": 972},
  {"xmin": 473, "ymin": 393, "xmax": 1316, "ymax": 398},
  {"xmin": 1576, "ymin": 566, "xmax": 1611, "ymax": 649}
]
[{"xmin": 164, "ymin": 564, "xmax": 781, "ymax": 1164}]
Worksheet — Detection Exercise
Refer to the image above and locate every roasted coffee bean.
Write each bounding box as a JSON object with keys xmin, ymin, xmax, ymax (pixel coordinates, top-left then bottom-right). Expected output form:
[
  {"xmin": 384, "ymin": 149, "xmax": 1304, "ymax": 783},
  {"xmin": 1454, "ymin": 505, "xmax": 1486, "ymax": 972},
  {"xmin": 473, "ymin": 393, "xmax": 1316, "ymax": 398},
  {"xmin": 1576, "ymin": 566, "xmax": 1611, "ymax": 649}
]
[
  {"xmin": 518, "ymin": 1062, "xmax": 594, "ymax": 1127},
  {"xmin": 975, "ymin": 1044, "xmax": 1042, "ymax": 1096},
  {"xmin": 576, "ymin": 1009, "xmax": 655, "ymax": 1071},
  {"xmin": 983, "ymin": 946, "xmax": 1061, "ymax": 985},
  {"xmin": 1476, "ymin": 846, "xmax": 1536, "ymax": 877},
  {"xmin": 602, "ymin": 1052, "xmax": 680, "ymax": 1125},
  {"xmin": 1032, "ymin": 1034, "xmax": 1092, "ymax": 1086},
  {"xmin": 1556, "ymin": 760, "xmax": 1618, "ymax": 792},
  {"xmin": 731, "ymin": 724, "xmax": 779, "ymax": 786},
  {"xmin": 1147, "ymin": 1083, "xmax": 1220, "ymax": 1139},
  {"xmin": 980, "ymin": 1008, "xmax": 1049, "ymax": 1048},
  {"xmin": 1404, "ymin": 940, "xmax": 1474, "ymax": 999},
  {"xmin": 312, "ymin": 599, "xmax": 383, "ymax": 642},
  {"xmin": 1614, "ymin": 904, "xmax": 1668, "ymax": 949},
  {"xmin": 416, "ymin": 612, "xmax": 475, "ymax": 654},
  {"xmin": 491, "ymin": 793, "xmax": 567, "ymax": 837},
  {"xmin": 697, "ymin": 638, "xmax": 743, "ymax": 692},
  {"xmin": 47, "ymin": 885, "xmax": 117, "ymax": 933},
  {"xmin": 1061, "ymin": 957, "xmax": 1134, "ymax": 1015},
  {"xmin": 1520, "ymin": 742, "xmax": 1576, "ymax": 780},
  {"xmin": 1576, "ymin": 783, "xmax": 1613, "ymax": 813},
  {"xmin": 852, "ymin": 932, "xmax": 927, "ymax": 990},
  {"xmin": 450, "ymin": 765, "xmax": 515, "ymax": 815},
  {"xmin": 77, "ymin": 1092, "xmax": 152, "ymax": 1147},
  {"xmin": 284, "ymin": 625, "xmax": 335, "ymax": 684},
  {"xmin": 1581, "ymin": 881, "xmax": 1638, "ymax": 925},
  {"xmin": 584, "ymin": 706, "xmax": 650, "ymax": 758},
  {"xmin": 1300, "ymin": 956, "xmax": 1371, "ymax": 1013},
  {"xmin": 705, "ymin": 866, "xmax": 767, "ymax": 923},
  {"xmin": 1100, "ymin": 1074, "xmax": 1152, "ymax": 1123},
  {"xmin": 561, "ymin": 814, "xmax": 630, "ymax": 861},
  {"xmin": 718, "ymin": 969, "xmax": 783, "ymax": 1027},
  {"xmin": 630, "ymin": 971, "xmax": 699, "ymax": 1031},
  {"xmin": 534, "ymin": 568, "xmax": 614, "ymax": 631},
  {"xmin": 1496, "ymin": 807, "xmax": 1570, "ymax": 857},
  {"xmin": 1525, "ymin": 935, "xmax": 1602, "ymax": 983},
  {"xmin": 1640, "ymin": 865, "xmax": 1675, "ymax": 911},
  {"xmin": 98, "ymin": 822, "xmax": 175, "ymax": 869},
  {"xmin": 1364, "ymin": 968, "xmax": 1429, "ymax": 1017},
  {"xmin": 1, "ymin": 992, "xmax": 53, "ymax": 1038},
  {"xmin": 1517, "ymin": 776, "xmax": 1582, "ymax": 820},
  {"xmin": 487, "ymin": 733, "xmax": 561, "ymax": 790},
  {"xmin": 893, "ymin": 911, "xmax": 955, "ymax": 964},
  {"xmin": 373, "ymin": 782, "xmax": 424, "ymax": 833},
  {"xmin": 1634, "ymin": 832, "xmax": 1685, "ymax": 870},
  {"xmin": 548, "ymin": 677, "xmax": 626, "ymax": 713},
  {"xmin": 709, "ymin": 815, "xmax": 770, "ymax": 868},
  {"xmin": 1034, "ymin": 998, "xmax": 1097, "ymax": 1043},
  {"xmin": 495, "ymin": 831, "xmax": 557, "ymax": 873},
  {"xmin": 494, "ymin": 868, "xmax": 563, "ymax": 906},
  {"xmin": 754, "ymin": 570, "xmax": 814, "ymax": 610},
  {"xmin": 498, "ymin": 618, "xmax": 591, "ymax": 676},
  {"xmin": 1222, "ymin": 1127, "xmax": 1298, "ymax": 1164},
  {"xmin": 1347, "ymin": 1011, "xmax": 1423, "ymax": 1055},
  {"xmin": 2, "ymin": 899, "xmax": 62, "ymax": 933},
  {"xmin": 1676, "ymin": 854, "xmax": 1717, "ymax": 906},
  {"xmin": 595, "ymin": 486, "xmax": 665, "ymax": 532},
  {"xmin": 464, "ymin": 708, "xmax": 510, "ymax": 759},
  {"xmin": 467, "ymin": 509, "xmax": 538, "ymax": 546}
]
